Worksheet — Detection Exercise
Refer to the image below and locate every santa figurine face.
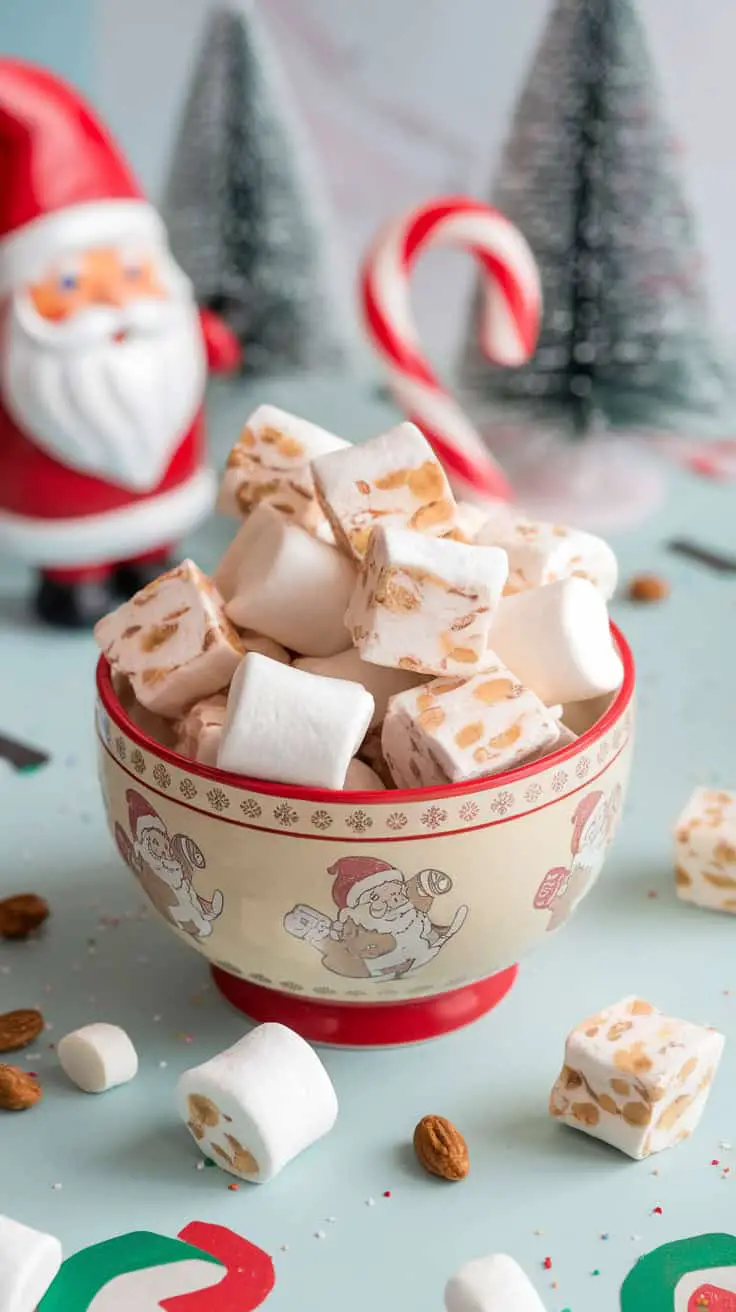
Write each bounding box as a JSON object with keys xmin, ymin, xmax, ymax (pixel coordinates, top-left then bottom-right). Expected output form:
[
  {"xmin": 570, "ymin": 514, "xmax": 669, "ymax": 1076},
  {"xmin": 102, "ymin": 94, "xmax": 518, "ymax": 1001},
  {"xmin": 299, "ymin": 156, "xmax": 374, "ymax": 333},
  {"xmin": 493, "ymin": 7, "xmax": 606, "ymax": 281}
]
[{"xmin": 1, "ymin": 239, "xmax": 206, "ymax": 491}]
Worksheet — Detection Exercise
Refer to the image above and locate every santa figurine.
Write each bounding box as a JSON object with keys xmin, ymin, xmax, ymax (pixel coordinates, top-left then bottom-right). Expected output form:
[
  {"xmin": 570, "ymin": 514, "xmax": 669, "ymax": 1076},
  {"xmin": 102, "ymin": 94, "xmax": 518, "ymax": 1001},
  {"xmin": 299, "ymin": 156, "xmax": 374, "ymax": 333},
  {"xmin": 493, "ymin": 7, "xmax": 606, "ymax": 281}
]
[{"xmin": 0, "ymin": 59, "xmax": 241, "ymax": 627}]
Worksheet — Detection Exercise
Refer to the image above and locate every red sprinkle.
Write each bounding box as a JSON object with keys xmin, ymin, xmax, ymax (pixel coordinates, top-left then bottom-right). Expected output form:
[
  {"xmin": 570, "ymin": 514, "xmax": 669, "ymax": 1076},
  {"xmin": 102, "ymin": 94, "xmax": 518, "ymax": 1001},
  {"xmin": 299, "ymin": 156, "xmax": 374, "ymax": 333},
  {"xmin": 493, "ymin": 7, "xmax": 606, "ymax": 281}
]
[
  {"xmin": 652, "ymin": 1206, "xmax": 663, "ymax": 1215},
  {"xmin": 712, "ymin": 1159, "xmax": 720, "ymax": 1166},
  {"xmin": 543, "ymin": 1257, "xmax": 552, "ymax": 1270},
  {"xmin": 228, "ymin": 1183, "xmax": 240, "ymax": 1192},
  {"xmin": 383, "ymin": 1191, "xmax": 392, "ymax": 1198}
]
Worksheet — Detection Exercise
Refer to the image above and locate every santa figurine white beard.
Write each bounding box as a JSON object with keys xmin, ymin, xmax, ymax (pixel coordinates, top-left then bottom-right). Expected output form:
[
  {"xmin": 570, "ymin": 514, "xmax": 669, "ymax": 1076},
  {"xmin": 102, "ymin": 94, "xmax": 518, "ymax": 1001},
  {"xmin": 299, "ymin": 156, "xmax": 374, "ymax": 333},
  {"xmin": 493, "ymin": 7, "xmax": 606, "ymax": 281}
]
[
  {"xmin": 1, "ymin": 265, "xmax": 206, "ymax": 492},
  {"xmin": 345, "ymin": 886, "xmax": 448, "ymax": 977}
]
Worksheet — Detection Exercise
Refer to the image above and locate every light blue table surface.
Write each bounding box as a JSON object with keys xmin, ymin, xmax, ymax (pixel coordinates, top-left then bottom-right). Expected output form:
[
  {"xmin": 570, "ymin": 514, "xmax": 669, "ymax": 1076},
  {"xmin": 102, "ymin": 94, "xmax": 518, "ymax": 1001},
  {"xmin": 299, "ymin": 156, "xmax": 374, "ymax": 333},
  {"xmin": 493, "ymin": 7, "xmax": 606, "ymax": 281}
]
[{"xmin": 1, "ymin": 379, "xmax": 735, "ymax": 1312}]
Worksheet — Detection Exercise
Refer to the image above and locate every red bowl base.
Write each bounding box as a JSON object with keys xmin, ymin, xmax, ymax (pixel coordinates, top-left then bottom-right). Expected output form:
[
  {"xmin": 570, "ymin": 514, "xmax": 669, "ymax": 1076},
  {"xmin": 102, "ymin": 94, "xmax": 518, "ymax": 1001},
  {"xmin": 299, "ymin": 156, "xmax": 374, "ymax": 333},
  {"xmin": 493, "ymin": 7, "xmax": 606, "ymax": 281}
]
[{"xmin": 210, "ymin": 965, "xmax": 519, "ymax": 1047}]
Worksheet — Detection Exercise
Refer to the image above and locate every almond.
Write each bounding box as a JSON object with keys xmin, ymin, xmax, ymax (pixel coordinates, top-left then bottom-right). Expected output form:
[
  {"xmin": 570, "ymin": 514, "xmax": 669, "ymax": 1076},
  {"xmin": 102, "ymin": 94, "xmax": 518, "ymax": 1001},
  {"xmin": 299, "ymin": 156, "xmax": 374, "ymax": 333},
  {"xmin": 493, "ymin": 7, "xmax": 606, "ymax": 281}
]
[
  {"xmin": 0, "ymin": 893, "xmax": 49, "ymax": 939},
  {"xmin": 413, "ymin": 1114, "xmax": 469, "ymax": 1181},
  {"xmin": 0, "ymin": 1009, "xmax": 45, "ymax": 1053},
  {"xmin": 0, "ymin": 1064, "xmax": 41, "ymax": 1110},
  {"xmin": 627, "ymin": 573, "xmax": 670, "ymax": 603}
]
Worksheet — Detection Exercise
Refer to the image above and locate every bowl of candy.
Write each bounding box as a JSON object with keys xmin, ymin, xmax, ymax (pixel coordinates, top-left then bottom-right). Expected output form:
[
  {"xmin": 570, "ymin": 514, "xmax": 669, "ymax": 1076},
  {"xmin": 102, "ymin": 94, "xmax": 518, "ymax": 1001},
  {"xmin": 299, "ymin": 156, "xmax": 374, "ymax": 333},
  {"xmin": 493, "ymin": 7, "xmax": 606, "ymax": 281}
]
[{"xmin": 95, "ymin": 407, "xmax": 635, "ymax": 1047}]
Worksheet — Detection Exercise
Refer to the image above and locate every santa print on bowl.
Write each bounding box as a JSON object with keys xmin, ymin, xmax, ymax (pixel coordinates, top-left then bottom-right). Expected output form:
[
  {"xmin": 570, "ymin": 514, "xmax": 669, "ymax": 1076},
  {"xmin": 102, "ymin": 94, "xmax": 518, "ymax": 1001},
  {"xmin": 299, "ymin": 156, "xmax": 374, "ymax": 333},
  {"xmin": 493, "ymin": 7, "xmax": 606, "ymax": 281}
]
[
  {"xmin": 533, "ymin": 783, "xmax": 623, "ymax": 932},
  {"xmin": 284, "ymin": 858, "xmax": 468, "ymax": 982}
]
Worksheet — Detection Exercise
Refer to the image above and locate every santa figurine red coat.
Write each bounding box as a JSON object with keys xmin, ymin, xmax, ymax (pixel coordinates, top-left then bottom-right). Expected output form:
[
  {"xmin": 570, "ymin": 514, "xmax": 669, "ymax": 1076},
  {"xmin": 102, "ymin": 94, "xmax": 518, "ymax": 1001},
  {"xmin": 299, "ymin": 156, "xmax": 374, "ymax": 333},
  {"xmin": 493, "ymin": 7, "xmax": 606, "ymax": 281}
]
[{"xmin": 0, "ymin": 60, "xmax": 241, "ymax": 627}]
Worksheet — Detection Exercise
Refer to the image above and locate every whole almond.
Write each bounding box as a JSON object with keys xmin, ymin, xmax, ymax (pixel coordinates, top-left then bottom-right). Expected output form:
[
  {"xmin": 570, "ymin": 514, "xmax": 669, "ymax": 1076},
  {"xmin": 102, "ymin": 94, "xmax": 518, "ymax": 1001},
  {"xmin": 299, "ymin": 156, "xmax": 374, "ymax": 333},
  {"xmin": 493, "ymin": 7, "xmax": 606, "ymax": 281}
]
[
  {"xmin": 0, "ymin": 893, "xmax": 49, "ymax": 939},
  {"xmin": 0, "ymin": 1009, "xmax": 45, "ymax": 1053},
  {"xmin": 413, "ymin": 1114, "xmax": 469, "ymax": 1181},
  {"xmin": 0, "ymin": 1064, "xmax": 41, "ymax": 1110}
]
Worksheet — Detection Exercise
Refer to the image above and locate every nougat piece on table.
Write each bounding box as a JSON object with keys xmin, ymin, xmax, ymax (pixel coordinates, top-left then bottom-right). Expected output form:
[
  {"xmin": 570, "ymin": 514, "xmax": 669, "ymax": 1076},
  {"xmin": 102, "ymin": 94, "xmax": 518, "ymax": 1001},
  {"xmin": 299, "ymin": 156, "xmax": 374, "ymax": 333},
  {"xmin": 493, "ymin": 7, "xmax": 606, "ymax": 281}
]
[
  {"xmin": 549, "ymin": 996, "xmax": 724, "ymax": 1159},
  {"xmin": 311, "ymin": 422, "xmax": 459, "ymax": 560},
  {"xmin": 381, "ymin": 662, "xmax": 560, "ymax": 788},
  {"xmin": 346, "ymin": 525, "xmax": 508, "ymax": 677},
  {"xmin": 217, "ymin": 403, "xmax": 347, "ymax": 529},
  {"xmin": 675, "ymin": 787, "xmax": 736, "ymax": 913},
  {"xmin": 477, "ymin": 516, "xmax": 618, "ymax": 600},
  {"xmin": 95, "ymin": 560, "xmax": 243, "ymax": 718}
]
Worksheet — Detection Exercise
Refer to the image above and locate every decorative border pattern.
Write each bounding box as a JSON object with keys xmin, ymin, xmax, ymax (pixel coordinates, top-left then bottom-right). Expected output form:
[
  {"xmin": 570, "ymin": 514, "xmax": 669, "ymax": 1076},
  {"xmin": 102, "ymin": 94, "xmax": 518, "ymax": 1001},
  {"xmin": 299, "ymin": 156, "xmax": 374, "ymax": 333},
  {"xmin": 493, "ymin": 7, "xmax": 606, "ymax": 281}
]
[{"xmin": 96, "ymin": 699, "xmax": 634, "ymax": 843}]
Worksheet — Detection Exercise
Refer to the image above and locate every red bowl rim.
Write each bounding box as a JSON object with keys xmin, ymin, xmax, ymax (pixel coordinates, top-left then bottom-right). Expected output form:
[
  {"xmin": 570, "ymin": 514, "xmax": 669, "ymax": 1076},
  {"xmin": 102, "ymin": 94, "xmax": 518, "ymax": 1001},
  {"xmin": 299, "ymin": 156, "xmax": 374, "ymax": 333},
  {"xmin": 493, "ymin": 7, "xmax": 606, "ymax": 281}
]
[{"xmin": 96, "ymin": 622, "xmax": 634, "ymax": 807}]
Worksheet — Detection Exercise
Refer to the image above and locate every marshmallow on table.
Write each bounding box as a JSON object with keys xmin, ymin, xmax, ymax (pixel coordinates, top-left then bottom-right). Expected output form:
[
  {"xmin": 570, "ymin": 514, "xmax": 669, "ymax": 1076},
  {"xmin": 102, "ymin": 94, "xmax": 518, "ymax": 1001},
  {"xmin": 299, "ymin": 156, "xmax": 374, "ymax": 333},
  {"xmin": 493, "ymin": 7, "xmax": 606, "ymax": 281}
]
[
  {"xmin": 95, "ymin": 561, "xmax": 243, "ymax": 718},
  {"xmin": 218, "ymin": 653, "xmax": 374, "ymax": 789},
  {"xmin": 311, "ymin": 421, "xmax": 459, "ymax": 560},
  {"xmin": 177, "ymin": 1022, "xmax": 338, "ymax": 1183},
  {"xmin": 477, "ymin": 516, "xmax": 618, "ymax": 600},
  {"xmin": 445, "ymin": 1254, "xmax": 547, "ymax": 1312},
  {"xmin": 175, "ymin": 693, "xmax": 228, "ymax": 767},
  {"xmin": 217, "ymin": 403, "xmax": 347, "ymax": 531},
  {"xmin": 0, "ymin": 1215, "xmax": 62, "ymax": 1312},
  {"xmin": 382, "ymin": 663, "xmax": 561, "ymax": 788},
  {"xmin": 487, "ymin": 578, "xmax": 623, "ymax": 706},
  {"xmin": 549, "ymin": 996, "xmax": 724, "ymax": 1159},
  {"xmin": 294, "ymin": 646, "xmax": 425, "ymax": 730},
  {"xmin": 346, "ymin": 526, "xmax": 509, "ymax": 677},
  {"xmin": 225, "ymin": 505, "xmax": 355, "ymax": 657},
  {"xmin": 58, "ymin": 1023, "xmax": 138, "ymax": 1093},
  {"xmin": 344, "ymin": 758, "xmax": 386, "ymax": 790},
  {"xmin": 675, "ymin": 787, "xmax": 736, "ymax": 913}
]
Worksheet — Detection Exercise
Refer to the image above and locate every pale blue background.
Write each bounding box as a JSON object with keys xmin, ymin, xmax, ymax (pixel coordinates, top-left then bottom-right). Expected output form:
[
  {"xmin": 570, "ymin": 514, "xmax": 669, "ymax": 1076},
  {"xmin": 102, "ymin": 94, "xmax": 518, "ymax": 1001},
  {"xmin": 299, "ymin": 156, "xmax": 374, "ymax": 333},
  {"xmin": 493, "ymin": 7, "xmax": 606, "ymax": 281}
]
[{"xmin": 1, "ymin": 381, "xmax": 735, "ymax": 1312}]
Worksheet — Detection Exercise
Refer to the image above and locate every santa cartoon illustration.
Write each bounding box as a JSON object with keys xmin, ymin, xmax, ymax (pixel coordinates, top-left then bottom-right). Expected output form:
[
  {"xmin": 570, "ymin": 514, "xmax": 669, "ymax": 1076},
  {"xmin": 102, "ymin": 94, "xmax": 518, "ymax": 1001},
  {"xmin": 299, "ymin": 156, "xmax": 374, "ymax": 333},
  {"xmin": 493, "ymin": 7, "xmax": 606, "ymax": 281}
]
[
  {"xmin": 0, "ymin": 60, "xmax": 240, "ymax": 627},
  {"xmin": 535, "ymin": 787, "xmax": 621, "ymax": 932},
  {"xmin": 284, "ymin": 857, "xmax": 468, "ymax": 981},
  {"xmin": 115, "ymin": 789, "xmax": 223, "ymax": 940}
]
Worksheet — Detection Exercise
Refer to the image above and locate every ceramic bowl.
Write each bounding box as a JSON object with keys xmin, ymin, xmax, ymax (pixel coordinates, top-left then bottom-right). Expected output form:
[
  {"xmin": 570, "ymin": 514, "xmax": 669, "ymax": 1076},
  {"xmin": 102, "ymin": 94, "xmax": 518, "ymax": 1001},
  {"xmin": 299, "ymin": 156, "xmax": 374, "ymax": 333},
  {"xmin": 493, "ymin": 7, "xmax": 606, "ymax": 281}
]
[{"xmin": 95, "ymin": 628, "xmax": 634, "ymax": 1046}]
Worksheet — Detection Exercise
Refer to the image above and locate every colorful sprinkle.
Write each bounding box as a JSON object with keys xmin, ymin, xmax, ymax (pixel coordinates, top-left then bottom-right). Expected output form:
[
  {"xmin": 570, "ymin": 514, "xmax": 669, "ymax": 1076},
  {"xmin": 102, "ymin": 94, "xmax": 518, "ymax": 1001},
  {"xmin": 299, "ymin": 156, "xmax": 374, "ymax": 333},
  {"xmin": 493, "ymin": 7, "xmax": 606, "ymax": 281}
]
[
  {"xmin": 228, "ymin": 1183, "xmax": 239, "ymax": 1192},
  {"xmin": 652, "ymin": 1205, "xmax": 663, "ymax": 1215},
  {"xmin": 543, "ymin": 1257, "xmax": 552, "ymax": 1270}
]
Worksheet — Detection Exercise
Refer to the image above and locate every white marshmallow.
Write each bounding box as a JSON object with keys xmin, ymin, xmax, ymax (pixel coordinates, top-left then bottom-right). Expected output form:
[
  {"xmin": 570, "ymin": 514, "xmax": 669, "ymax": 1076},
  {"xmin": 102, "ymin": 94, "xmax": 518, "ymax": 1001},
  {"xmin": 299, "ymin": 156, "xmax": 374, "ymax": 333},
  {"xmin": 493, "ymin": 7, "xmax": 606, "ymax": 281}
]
[
  {"xmin": 344, "ymin": 758, "xmax": 386, "ymax": 790},
  {"xmin": 477, "ymin": 516, "xmax": 618, "ymax": 600},
  {"xmin": 95, "ymin": 560, "xmax": 244, "ymax": 718},
  {"xmin": 382, "ymin": 665, "xmax": 561, "ymax": 788},
  {"xmin": 0, "ymin": 1215, "xmax": 62, "ymax": 1312},
  {"xmin": 561, "ymin": 691, "xmax": 617, "ymax": 737},
  {"xmin": 177, "ymin": 1022, "xmax": 338, "ymax": 1183},
  {"xmin": 311, "ymin": 421, "xmax": 459, "ymax": 559},
  {"xmin": 225, "ymin": 505, "xmax": 355, "ymax": 657},
  {"xmin": 445, "ymin": 1254, "xmax": 547, "ymax": 1312},
  {"xmin": 550, "ymin": 996, "xmax": 724, "ymax": 1159},
  {"xmin": 488, "ymin": 578, "xmax": 623, "ymax": 705},
  {"xmin": 218, "ymin": 653, "xmax": 375, "ymax": 789},
  {"xmin": 175, "ymin": 693, "xmax": 228, "ymax": 766},
  {"xmin": 293, "ymin": 647, "xmax": 425, "ymax": 729},
  {"xmin": 57, "ymin": 1023, "xmax": 138, "ymax": 1094},
  {"xmin": 675, "ymin": 787, "xmax": 736, "ymax": 913},
  {"xmin": 217, "ymin": 403, "xmax": 347, "ymax": 528},
  {"xmin": 346, "ymin": 526, "xmax": 508, "ymax": 677}
]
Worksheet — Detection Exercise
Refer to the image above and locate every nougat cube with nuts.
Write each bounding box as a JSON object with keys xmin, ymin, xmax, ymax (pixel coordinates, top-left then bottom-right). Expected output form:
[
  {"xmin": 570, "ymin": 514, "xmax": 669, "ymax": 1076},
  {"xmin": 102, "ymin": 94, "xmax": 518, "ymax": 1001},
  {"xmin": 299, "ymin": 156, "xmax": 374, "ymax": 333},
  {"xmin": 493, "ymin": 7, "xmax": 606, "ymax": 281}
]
[
  {"xmin": 381, "ymin": 662, "xmax": 560, "ymax": 788},
  {"xmin": 675, "ymin": 787, "xmax": 736, "ymax": 914},
  {"xmin": 346, "ymin": 525, "xmax": 508, "ymax": 676},
  {"xmin": 311, "ymin": 422, "xmax": 459, "ymax": 560},
  {"xmin": 477, "ymin": 516, "xmax": 618, "ymax": 600},
  {"xmin": 174, "ymin": 693, "xmax": 228, "ymax": 766},
  {"xmin": 95, "ymin": 560, "xmax": 243, "ymax": 718},
  {"xmin": 217, "ymin": 403, "xmax": 347, "ymax": 530},
  {"xmin": 549, "ymin": 996, "xmax": 724, "ymax": 1159}
]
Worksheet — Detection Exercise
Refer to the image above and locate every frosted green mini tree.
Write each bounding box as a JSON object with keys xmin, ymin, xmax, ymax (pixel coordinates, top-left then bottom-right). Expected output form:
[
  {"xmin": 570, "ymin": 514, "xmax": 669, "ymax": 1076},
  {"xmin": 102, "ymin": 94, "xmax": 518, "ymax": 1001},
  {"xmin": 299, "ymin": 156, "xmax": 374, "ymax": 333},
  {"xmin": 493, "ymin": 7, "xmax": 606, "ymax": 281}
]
[{"xmin": 459, "ymin": 0, "xmax": 732, "ymax": 437}]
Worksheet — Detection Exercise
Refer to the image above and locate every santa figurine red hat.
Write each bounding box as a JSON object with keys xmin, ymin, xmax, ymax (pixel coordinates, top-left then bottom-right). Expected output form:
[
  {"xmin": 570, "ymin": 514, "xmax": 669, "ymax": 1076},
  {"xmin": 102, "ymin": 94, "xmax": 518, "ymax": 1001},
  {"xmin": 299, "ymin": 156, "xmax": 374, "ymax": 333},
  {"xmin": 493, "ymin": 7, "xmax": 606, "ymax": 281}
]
[
  {"xmin": 0, "ymin": 59, "xmax": 240, "ymax": 627},
  {"xmin": 126, "ymin": 789, "xmax": 166, "ymax": 843},
  {"xmin": 327, "ymin": 857, "xmax": 401, "ymax": 911}
]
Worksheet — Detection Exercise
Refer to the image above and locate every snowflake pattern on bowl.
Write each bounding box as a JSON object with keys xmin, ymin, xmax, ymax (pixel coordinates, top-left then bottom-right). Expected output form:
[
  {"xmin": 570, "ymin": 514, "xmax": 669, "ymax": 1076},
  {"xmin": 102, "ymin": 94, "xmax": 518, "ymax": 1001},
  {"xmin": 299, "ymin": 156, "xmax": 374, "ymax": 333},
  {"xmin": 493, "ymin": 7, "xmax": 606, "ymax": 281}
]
[
  {"xmin": 311, "ymin": 810, "xmax": 333, "ymax": 831},
  {"xmin": 421, "ymin": 804, "xmax": 448, "ymax": 830},
  {"xmin": 152, "ymin": 762, "xmax": 171, "ymax": 790},
  {"xmin": 459, "ymin": 800, "xmax": 479, "ymax": 823},
  {"xmin": 490, "ymin": 790, "xmax": 515, "ymax": 817},
  {"xmin": 207, "ymin": 786, "xmax": 230, "ymax": 812},
  {"xmin": 273, "ymin": 802, "xmax": 298, "ymax": 828},
  {"xmin": 130, "ymin": 748, "xmax": 146, "ymax": 775},
  {"xmin": 524, "ymin": 781, "xmax": 543, "ymax": 804},
  {"xmin": 115, "ymin": 736, "xmax": 127, "ymax": 761},
  {"xmin": 575, "ymin": 756, "xmax": 591, "ymax": 779},
  {"xmin": 179, "ymin": 778, "xmax": 197, "ymax": 799},
  {"xmin": 280, "ymin": 981, "xmax": 304, "ymax": 993},
  {"xmin": 313, "ymin": 986, "xmax": 336, "ymax": 996},
  {"xmin": 346, "ymin": 809, "xmax": 373, "ymax": 834},
  {"xmin": 386, "ymin": 811, "xmax": 408, "ymax": 831},
  {"xmin": 345, "ymin": 989, "xmax": 367, "ymax": 998},
  {"xmin": 551, "ymin": 770, "xmax": 569, "ymax": 794},
  {"xmin": 240, "ymin": 797, "xmax": 263, "ymax": 820},
  {"xmin": 251, "ymin": 973, "xmax": 271, "ymax": 985}
]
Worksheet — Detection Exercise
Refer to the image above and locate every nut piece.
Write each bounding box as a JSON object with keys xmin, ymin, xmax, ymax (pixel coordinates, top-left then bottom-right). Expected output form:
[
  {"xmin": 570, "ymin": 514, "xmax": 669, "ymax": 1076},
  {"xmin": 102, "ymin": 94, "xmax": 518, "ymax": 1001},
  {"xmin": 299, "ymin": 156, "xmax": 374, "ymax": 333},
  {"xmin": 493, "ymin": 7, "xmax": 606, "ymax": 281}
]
[
  {"xmin": 413, "ymin": 1114, "xmax": 469, "ymax": 1181},
  {"xmin": 0, "ymin": 893, "xmax": 49, "ymax": 939},
  {"xmin": 627, "ymin": 573, "xmax": 670, "ymax": 603},
  {"xmin": 0, "ymin": 1064, "xmax": 42, "ymax": 1110},
  {"xmin": 0, "ymin": 1009, "xmax": 45, "ymax": 1053}
]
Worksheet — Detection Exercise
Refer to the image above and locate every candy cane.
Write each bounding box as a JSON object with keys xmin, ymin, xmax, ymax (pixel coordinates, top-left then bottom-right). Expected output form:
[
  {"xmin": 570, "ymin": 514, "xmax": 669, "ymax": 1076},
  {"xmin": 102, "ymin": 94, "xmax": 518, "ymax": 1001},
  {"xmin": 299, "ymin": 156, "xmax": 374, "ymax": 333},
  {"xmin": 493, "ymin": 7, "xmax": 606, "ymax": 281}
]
[{"xmin": 361, "ymin": 196, "xmax": 542, "ymax": 503}]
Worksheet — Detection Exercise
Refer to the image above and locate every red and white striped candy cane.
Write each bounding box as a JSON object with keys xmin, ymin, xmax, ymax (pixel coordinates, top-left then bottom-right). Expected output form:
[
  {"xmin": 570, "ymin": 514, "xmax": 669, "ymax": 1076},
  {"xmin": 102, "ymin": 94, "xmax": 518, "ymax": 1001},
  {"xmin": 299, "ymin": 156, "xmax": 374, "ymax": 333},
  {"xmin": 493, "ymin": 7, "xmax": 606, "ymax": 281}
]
[{"xmin": 361, "ymin": 195, "xmax": 541, "ymax": 503}]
